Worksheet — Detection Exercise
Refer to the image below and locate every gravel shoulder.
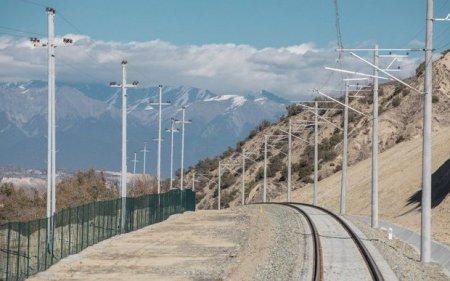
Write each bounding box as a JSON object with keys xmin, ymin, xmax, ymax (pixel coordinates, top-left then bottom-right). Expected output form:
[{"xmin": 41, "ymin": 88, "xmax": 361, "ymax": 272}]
[
  {"xmin": 26, "ymin": 205, "xmax": 446, "ymax": 281},
  {"xmin": 351, "ymin": 218, "xmax": 449, "ymax": 281},
  {"xmin": 27, "ymin": 208, "xmax": 270, "ymax": 281}
]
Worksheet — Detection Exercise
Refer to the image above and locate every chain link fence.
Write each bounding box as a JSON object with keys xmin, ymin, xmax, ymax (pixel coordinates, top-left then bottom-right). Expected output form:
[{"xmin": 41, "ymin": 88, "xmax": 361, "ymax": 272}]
[{"xmin": 0, "ymin": 189, "xmax": 195, "ymax": 281}]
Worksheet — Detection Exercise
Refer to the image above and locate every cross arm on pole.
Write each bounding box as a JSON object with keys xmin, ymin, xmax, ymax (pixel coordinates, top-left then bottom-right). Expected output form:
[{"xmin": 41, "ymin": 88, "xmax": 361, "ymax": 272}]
[
  {"xmin": 277, "ymin": 128, "xmax": 313, "ymax": 145},
  {"xmin": 315, "ymin": 90, "xmax": 370, "ymax": 117},
  {"xmin": 349, "ymin": 52, "xmax": 423, "ymax": 94}
]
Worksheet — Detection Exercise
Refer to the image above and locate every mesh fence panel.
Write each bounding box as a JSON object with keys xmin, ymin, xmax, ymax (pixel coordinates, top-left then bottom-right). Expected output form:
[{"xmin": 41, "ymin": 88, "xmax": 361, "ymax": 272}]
[{"xmin": 0, "ymin": 189, "xmax": 195, "ymax": 281}]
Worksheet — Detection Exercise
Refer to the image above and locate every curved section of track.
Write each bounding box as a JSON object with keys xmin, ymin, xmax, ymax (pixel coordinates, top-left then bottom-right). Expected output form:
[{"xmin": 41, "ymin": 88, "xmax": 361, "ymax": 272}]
[
  {"xmin": 286, "ymin": 203, "xmax": 384, "ymax": 281},
  {"xmin": 279, "ymin": 203, "xmax": 323, "ymax": 281}
]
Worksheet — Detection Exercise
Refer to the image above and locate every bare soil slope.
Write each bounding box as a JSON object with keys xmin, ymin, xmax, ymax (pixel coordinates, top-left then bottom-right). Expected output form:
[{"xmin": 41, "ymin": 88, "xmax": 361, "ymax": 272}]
[{"xmin": 284, "ymin": 126, "xmax": 450, "ymax": 245}]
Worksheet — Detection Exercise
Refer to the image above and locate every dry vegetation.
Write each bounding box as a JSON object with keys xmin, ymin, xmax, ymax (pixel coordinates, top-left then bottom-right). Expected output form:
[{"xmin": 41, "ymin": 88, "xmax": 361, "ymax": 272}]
[
  {"xmin": 0, "ymin": 169, "xmax": 158, "ymax": 224},
  {"xmin": 180, "ymin": 51, "xmax": 450, "ymax": 246}
]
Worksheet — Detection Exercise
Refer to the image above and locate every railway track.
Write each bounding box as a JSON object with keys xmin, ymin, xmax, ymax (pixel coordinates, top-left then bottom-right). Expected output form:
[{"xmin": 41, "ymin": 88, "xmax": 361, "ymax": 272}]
[{"xmin": 263, "ymin": 202, "xmax": 385, "ymax": 281}]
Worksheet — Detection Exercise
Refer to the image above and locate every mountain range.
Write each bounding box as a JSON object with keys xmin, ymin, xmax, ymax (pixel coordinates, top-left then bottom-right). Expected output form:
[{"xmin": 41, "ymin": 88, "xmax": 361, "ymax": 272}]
[{"xmin": 0, "ymin": 81, "xmax": 288, "ymax": 177}]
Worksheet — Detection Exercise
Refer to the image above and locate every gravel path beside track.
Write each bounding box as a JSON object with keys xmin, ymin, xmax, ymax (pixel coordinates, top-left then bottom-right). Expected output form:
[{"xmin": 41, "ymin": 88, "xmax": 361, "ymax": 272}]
[
  {"xmin": 25, "ymin": 205, "xmax": 449, "ymax": 281},
  {"xmin": 352, "ymin": 219, "xmax": 449, "ymax": 281}
]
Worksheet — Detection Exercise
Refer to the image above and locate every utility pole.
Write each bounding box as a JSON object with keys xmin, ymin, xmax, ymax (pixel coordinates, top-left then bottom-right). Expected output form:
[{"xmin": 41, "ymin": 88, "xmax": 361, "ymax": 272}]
[
  {"xmin": 150, "ymin": 85, "xmax": 170, "ymax": 193},
  {"xmin": 287, "ymin": 120, "xmax": 292, "ymax": 202},
  {"xmin": 192, "ymin": 172, "xmax": 195, "ymax": 191},
  {"xmin": 166, "ymin": 118, "xmax": 179, "ymax": 190},
  {"xmin": 340, "ymin": 81, "xmax": 349, "ymax": 215},
  {"xmin": 31, "ymin": 8, "xmax": 73, "ymax": 246},
  {"xmin": 141, "ymin": 143, "xmax": 149, "ymax": 175},
  {"xmin": 218, "ymin": 161, "xmax": 222, "ymax": 210},
  {"xmin": 372, "ymin": 45, "xmax": 379, "ymax": 228},
  {"xmin": 314, "ymin": 101, "xmax": 319, "ymax": 205},
  {"xmin": 47, "ymin": 7, "xmax": 56, "ymax": 235},
  {"xmin": 177, "ymin": 107, "xmax": 192, "ymax": 190},
  {"xmin": 422, "ymin": 0, "xmax": 433, "ymax": 263},
  {"xmin": 132, "ymin": 152, "xmax": 138, "ymax": 175},
  {"xmin": 242, "ymin": 149, "xmax": 246, "ymax": 205},
  {"xmin": 263, "ymin": 135, "xmax": 268, "ymax": 203},
  {"xmin": 110, "ymin": 61, "xmax": 138, "ymax": 232}
]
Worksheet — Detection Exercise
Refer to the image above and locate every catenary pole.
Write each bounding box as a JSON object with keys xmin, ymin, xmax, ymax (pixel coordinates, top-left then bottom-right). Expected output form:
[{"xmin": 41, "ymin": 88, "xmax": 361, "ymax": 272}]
[
  {"xmin": 242, "ymin": 149, "xmax": 246, "ymax": 205},
  {"xmin": 314, "ymin": 101, "xmax": 319, "ymax": 205},
  {"xmin": 263, "ymin": 135, "xmax": 268, "ymax": 203},
  {"xmin": 422, "ymin": 0, "xmax": 433, "ymax": 263},
  {"xmin": 340, "ymin": 81, "xmax": 349, "ymax": 214},
  {"xmin": 218, "ymin": 162, "xmax": 222, "ymax": 210},
  {"xmin": 287, "ymin": 120, "xmax": 292, "ymax": 202},
  {"xmin": 372, "ymin": 45, "xmax": 379, "ymax": 228}
]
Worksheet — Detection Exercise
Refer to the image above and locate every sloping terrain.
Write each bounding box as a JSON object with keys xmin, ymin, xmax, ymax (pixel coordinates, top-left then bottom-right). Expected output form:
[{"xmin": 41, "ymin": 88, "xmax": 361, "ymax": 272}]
[{"xmin": 185, "ymin": 51, "xmax": 450, "ymax": 245}]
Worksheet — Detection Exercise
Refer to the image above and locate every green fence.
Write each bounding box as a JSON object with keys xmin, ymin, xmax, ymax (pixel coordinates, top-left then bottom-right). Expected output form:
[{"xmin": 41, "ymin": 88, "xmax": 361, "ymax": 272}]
[{"xmin": 0, "ymin": 189, "xmax": 195, "ymax": 281}]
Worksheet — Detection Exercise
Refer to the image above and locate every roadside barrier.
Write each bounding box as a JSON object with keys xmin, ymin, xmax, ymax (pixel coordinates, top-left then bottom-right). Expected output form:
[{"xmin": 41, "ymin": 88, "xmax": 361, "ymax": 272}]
[{"xmin": 0, "ymin": 189, "xmax": 195, "ymax": 281}]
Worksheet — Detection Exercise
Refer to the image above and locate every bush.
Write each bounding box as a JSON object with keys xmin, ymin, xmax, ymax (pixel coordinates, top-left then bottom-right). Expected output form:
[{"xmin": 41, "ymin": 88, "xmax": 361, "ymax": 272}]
[
  {"xmin": 286, "ymin": 104, "xmax": 305, "ymax": 117},
  {"xmin": 416, "ymin": 61, "xmax": 425, "ymax": 76},
  {"xmin": 392, "ymin": 96, "xmax": 401, "ymax": 107},
  {"xmin": 255, "ymin": 167, "xmax": 264, "ymax": 180},
  {"xmin": 432, "ymin": 95, "xmax": 439, "ymax": 103},
  {"xmin": 220, "ymin": 171, "xmax": 236, "ymax": 189},
  {"xmin": 297, "ymin": 160, "xmax": 313, "ymax": 181}
]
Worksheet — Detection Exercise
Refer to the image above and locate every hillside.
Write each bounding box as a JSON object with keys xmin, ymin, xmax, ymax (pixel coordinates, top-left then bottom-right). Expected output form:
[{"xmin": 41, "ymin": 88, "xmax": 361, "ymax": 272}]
[{"xmin": 183, "ymin": 51, "xmax": 450, "ymax": 245}]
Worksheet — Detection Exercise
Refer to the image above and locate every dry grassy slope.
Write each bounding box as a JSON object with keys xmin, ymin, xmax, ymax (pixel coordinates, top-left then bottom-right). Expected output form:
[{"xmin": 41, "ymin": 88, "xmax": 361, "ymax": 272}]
[{"xmin": 185, "ymin": 52, "xmax": 450, "ymax": 243}]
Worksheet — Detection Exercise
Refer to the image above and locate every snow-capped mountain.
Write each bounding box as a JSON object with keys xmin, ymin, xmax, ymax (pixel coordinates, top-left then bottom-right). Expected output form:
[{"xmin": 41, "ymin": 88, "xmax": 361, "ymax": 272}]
[{"xmin": 0, "ymin": 81, "xmax": 287, "ymax": 177}]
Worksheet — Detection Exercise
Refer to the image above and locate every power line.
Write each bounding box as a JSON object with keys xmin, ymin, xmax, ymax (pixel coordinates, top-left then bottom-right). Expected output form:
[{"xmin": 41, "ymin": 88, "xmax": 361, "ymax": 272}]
[
  {"xmin": 0, "ymin": 25, "xmax": 45, "ymax": 37},
  {"xmin": 19, "ymin": 0, "xmax": 46, "ymax": 8}
]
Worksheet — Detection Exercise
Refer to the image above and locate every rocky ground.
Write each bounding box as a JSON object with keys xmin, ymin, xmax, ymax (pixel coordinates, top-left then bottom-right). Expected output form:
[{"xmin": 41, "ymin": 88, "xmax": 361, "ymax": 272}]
[{"xmin": 27, "ymin": 205, "xmax": 449, "ymax": 281}]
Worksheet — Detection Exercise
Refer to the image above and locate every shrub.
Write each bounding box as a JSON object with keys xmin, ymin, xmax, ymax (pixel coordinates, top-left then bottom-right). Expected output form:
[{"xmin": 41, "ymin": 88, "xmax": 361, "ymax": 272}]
[
  {"xmin": 416, "ymin": 61, "xmax": 425, "ymax": 76},
  {"xmin": 255, "ymin": 167, "xmax": 264, "ymax": 180},
  {"xmin": 297, "ymin": 160, "xmax": 313, "ymax": 181},
  {"xmin": 286, "ymin": 104, "xmax": 305, "ymax": 117},
  {"xmin": 432, "ymin": 95, "xmax": 439, "ymax": 103},
  {"xmin": 392, "ymin": 96, "xmax": 401, "ymax": 107}
]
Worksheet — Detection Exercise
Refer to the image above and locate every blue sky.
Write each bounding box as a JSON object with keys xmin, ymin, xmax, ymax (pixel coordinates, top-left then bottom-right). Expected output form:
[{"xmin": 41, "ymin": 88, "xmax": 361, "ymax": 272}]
[
  {"xmin": 0, "ymin": 0, "xmax": 449, "ymax": 98},
  {"xmin": 0, "ymin": 0, "xmax": 432, "ymax": 48}
]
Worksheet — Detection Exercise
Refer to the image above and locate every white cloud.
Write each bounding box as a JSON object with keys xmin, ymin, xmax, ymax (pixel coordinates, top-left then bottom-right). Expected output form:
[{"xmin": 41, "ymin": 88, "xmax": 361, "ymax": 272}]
[{"xmin": 0, "ymin": 35, "xmax": 421, "ymax": 99}]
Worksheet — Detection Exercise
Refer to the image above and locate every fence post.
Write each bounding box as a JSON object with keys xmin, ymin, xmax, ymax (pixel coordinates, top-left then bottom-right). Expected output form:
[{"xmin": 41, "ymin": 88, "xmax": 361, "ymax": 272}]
[
  {"xmin": 60, "ymin": 209, "xmax": 64, "ymax": 259},
  {"xmin": 16, "ymin": 223, "xmax": 22, "ymax": 281},
  {"xmin": 26, "ymin": 222, "xmax": 30, "ymax": 278},
  {"xmin": 68, "ymin": 208, "xmax": 72, "ymax": 255},
  {"xmin": 37, "ymin": 220, "xmax": 40, "ymax": 272},
  {"xmin": 5, "ymin": 222, "xmax": 11, "ymax": 280}
]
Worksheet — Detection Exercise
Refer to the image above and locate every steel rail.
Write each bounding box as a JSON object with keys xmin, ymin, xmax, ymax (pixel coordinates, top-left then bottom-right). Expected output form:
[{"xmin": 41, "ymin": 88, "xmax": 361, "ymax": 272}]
[
  {"xmin": 254, "ymin": 202, "xmax": 323, "ymax": 281},
  {"xmin": 290, "ymin": 203, "xmax": 385, "ymax": 281}
]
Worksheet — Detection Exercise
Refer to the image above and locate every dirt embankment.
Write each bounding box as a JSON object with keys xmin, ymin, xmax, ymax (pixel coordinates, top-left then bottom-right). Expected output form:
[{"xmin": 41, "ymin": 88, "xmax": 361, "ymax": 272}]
[
  {"xmin": 283, "ymin": 126, "xmax": 450, "ymax": 245},
  {"xmin": 27, "ymin": 208, "xmax": 272, "ymax": 281}
]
